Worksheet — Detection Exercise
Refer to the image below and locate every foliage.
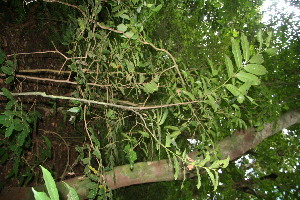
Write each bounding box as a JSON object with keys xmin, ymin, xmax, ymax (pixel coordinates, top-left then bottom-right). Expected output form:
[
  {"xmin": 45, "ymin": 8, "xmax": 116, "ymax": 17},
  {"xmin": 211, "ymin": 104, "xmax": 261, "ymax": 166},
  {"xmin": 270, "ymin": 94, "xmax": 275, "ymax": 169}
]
[
  {"xmin": 0, "ymin": 0, "xmax": 299, "ymax": 199},
  {"xmin": 0, "ymin": 51, "xmax": 50, "ymax": 187},
  {"xmin": 32, "ymin": 165, "xmax": 79, "ymax": 200}
]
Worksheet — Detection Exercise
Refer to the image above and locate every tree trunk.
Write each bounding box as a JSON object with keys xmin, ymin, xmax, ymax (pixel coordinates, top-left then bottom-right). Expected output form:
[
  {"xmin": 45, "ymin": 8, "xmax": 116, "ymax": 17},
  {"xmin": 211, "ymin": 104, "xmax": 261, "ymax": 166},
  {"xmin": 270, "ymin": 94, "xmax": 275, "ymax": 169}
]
[{"xmin": 1, "ymin": 108, "xmax": 299, "ymax": 200}]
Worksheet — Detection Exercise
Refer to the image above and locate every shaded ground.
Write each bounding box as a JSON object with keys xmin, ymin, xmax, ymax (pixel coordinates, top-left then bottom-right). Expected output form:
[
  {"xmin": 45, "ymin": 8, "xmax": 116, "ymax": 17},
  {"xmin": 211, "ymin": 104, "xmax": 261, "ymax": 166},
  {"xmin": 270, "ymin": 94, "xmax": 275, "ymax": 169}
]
[{"xmin": 0, "ymin": 1, "xmax": 85, "ymax": 188}]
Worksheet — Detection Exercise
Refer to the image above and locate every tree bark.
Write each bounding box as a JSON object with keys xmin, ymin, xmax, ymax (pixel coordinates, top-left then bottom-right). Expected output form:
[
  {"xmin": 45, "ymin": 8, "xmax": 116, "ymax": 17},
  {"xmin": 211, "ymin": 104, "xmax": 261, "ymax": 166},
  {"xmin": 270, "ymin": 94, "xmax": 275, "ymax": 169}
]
[{"xmin": 1, "ymin": 108, "xmax": 299, "ymax": 200}]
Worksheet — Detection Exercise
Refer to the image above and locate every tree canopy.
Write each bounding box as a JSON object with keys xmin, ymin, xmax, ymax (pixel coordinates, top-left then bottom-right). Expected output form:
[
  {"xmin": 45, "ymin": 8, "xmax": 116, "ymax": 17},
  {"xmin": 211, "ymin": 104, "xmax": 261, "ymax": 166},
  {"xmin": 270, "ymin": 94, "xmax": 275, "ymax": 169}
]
[{"xmin": 0, "ymin": 0, "xmax": 299, "ymax": 199}]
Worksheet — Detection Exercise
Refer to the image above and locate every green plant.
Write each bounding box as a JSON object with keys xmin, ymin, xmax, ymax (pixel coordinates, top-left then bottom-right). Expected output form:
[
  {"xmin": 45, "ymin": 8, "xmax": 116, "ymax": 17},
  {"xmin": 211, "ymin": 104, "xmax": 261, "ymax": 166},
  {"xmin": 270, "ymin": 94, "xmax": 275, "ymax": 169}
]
[{"xmin": 32, "ymin": 165, "xmax": 79, "ymax": 200}]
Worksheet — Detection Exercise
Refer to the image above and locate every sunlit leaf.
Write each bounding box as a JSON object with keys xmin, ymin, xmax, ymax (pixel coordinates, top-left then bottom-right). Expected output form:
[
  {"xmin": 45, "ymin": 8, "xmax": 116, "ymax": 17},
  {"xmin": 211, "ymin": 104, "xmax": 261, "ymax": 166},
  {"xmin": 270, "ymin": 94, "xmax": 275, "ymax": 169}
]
[
  {"xmin": 63, "ymin": 182, "xmax": 79, "ymax": 200},
  {"xmin": 117, "ymin": 24, "xmax": 128, "ymax": 32},
  {"xmin": 40, "ymin": 166, "xmax": 59, "ymax": 200},
  {"xmin": 241, "ymin": 33, "xmax": 250, "ymax": 62},
  {"xmin": 32, "ymin": 188, "xmax": 51, "ymax": 200},
  {"xmin": 225, "ymin": 55, "xmax": 234, "ymax": 77},
  {"xmin": 249, "ymin": 54, "xmax": 264, "ymax": 64},
  {"xmin": 244, "ymin": 64, "xmax": 267, "ymax": 75},
  {"xmin": 231, "ymin": 37, "xmax": 243, "ymax": 68},
  {"xmin": 225, "ymin": 84, "xmax": 240, "ymax": 96},
  {"xmin": 236, "ymin": 72, "xmax": 260, "ymax": 85}
]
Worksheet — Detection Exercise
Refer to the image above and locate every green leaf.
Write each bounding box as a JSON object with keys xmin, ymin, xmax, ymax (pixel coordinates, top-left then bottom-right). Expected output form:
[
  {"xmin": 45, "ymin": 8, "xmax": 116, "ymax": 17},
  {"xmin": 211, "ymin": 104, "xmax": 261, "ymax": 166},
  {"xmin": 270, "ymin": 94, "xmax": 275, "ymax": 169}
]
[
  {"xmin": 244, "ymin": 64, "xmax": 267, "ymax": 75},
  {"xmin": 5, "ymin": 123, "xmax": 14, "ymax": 137},
  {"xmin": 125, "ymin": 59, "xmax": 135, "ymax": 72},
  {"xmin": 224, "ymin": 55, "xmax": 234, "ymax": 77},
  {"xmin": 236, "ymin": 72, "xmax": 260, "ymax": 85},
  {"xmin": 142, "ymin": 81, "xmax": 158, "ymax": 94},
  {"xmin": 32, "ymin": 188, "xmax": 51, "ymax": 200},
  {"xmin": 241, "ymin": 33, "xmax": 250, "ymax": 62},
  {"xmin": 239, "ymin": 82, "xmax": 252, "ymax": 95},
  {"xmin": 1, "ymin": 66, "xmax": 14, "ymax": 75},
  {"xmin": 117, "ymin": 24, "xmax": 128, "ymax": 32},
  {"xmin": 138, "ymin": 131, "xmax": 149, "ymax": 138},
  {"xmin": 40, "ymin": 166, "xmax": 59, "ymax": 200},
  {"xmin": 204, "ymin": 167, "xmax": 216, "ymax": 191},
  {"xmin": 2, "ymin": 88, "xmax": 14, "ymax": 100},
  {"xmin": 265, "ymin": 48, "xmax": 278, "ymax": 56},
  {"xmin": 237, "ymin": 94, "xmax": 245, "ymax": 103},
  {"xmin": 158, "ymin": 109, "xmax": 168, "ymax": 125},
  {"xmin": 225, "ymin": 84, "xmax": 240, "ymax": 96},
  {"xmin": 196, "ymin": 167, "xmax": 201, "ymax": 189},
  {"xmin": 124, "ymin": 31, "xmax": 134, "ymax": 38},
  {"xmin": 257, "ymin": 30, "xmax": 263, "ymax": 50},
  {"xmin": 68, "ymin": 107, "xmax": 81, "ymax": 113},
  {"xmin": 266, "ymin": 31, "xmax": 272, "ymax": 47},
  {"xmin": 151, "ymin": 4, "xmax": 162, "ymax": 12},
  {"xmin": 249, "ymin": 54, "xmax": 264, "ymax": 64},
  {"xmin": 207, "ymin": 57, "xmax": 218, "ymax": 76},
  {"xmin": 165, "ymin": 133, "xmax": 171, "ymax": 147},
  {"xmin": 63, "ymin": 182, "xmax": 79, "ymax": 200},
  {"xmin": 17, "ymin": 130, "xmax": 28, "ymax": 146},
  {"xmin": 173, "ymin": 154, "xmax": 179, "ymax": 180},
  {"xmin": 164, "ymin": 126, "xmax": 179, "ymax": 131},
  {"xmin": 231, "ymin": 37, "xmax": 242, "ymax": 68},
  {"xmin": 5, "ymin": 76, "xmax": 14, "ymax": 84}
]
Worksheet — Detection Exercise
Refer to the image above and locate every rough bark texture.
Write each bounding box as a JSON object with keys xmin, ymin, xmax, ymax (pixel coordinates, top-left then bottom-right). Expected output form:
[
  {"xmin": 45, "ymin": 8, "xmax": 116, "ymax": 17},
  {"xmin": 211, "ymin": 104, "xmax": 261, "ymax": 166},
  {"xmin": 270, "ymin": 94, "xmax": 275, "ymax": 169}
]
[{"xmin": 1, "ymin": 108, "xmax": 299, "ymax": 200}]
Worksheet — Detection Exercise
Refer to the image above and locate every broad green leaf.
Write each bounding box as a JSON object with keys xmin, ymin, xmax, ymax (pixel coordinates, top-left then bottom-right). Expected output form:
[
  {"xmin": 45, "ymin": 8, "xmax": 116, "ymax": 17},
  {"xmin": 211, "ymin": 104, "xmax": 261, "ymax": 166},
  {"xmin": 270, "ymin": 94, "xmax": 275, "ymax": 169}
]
[
  {"xmin": 197, "ymin": 151, "xmax": 211, "ymax": 167},
  {"xmin": 68, "ymin": 107, "xmax": 81, "ymax": 113},
  {"xmin": 5, "ymin": 123, "xmax": 14, "ymax": 137},
  {"xmin": 170, "ymin": 131, "xmax": 181, "ymax": 139},
  {"xmin": 32, "ymin": 188, "xmax": 51, "ymax": 200},
  {"xmin": 236, "ymin": 72, "xmax": 260, "ymax": 85},
  {"xmin": 5, "ymin": 76, "xmax": 14, "ymax": 84},
  {"xmin": 239, "ymin": 82, "xmax": 252, "ymax": 95},
  {"xmin": 40, "ymin": 166, "xmax": 59, "ymax": 200},
  {"xmin": 237, "ymin": 94, "xmax": 245, "ymax": 103},
  {"xmin": 2, "ymin": 88, "xmax": 14, "ymax": 100},
  {"xmin": 138, "ymin": 131, "xmax": 149, "ymax": 138},
  {"xmin": 231, "ymin": 37, "xmax": 242, "ymax": 68},
  {"xmin": 265, "ymin": 48, "xmax": 278, "ymax": 56},
  {"xmin": 151, "ymin": 4, "xmax": 162, "ymax": 12},
  {"xmin": 17, "ymin": 130, "xmax": 28, "ymax": 146},
  {"xmin": 244, "ymin": 64, "xmax": 267, "ymax": 75},
  {"xmin": 142, "ymin": 81, "xmax": 158, "ymax": 93},
  {"xmin": 1, "ymin": 66, "xmax": 14, "ymax": 75},
  {"xmin": 117, "ymin": 24, "xmax": 127, "ymax": 32},
  {"xmin": 125, "ymin": 60, "xmax": 135, "ymax": 72},
  {"xmin": 63, "ymin": 182, "xmax": 79, "ymax": 200},
  {"xmin": 124, "ymin": 31, "xmax": 134, "ymax": 38},
  {"xmin": 225, "ymin": 84, "xmax": 240, "ymax": 96},
  {"xmin": 241, "ymin": 33, "xmax": 250, "ymax": 62},
  {"xmin": 249, "ymin": 54, "xmax": 264, "ymax": 64},
  {"xmin": 182, "ymin": 90, "xmax": 196, "ymax": 100},
  {"xmin": 173, "ymin": 154, "xmax": 179, "ymax": 180},
  {"xmin": 207, "ymin": 95, "xmax": 219, "ymax": 111},
  {"xmin": 225, "ymin": 55, "xmax": 234, "ymax": 77}
]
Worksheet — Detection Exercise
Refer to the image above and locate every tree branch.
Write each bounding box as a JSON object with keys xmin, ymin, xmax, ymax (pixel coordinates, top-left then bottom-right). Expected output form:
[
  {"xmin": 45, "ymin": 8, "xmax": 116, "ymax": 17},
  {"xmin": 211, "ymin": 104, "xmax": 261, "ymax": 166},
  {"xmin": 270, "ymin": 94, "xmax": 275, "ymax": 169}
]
[{"xmin": 1, "ymin": 108, "xmax": 299, "ymax": 200}]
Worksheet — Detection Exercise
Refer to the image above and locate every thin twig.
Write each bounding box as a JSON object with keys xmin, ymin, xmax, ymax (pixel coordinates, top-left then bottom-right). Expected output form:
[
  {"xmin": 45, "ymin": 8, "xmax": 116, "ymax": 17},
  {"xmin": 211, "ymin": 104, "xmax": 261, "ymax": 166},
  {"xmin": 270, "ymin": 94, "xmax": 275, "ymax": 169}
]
[{"xmin": 0, "ymin": 91, "xmax": 202, "ymax": 110}]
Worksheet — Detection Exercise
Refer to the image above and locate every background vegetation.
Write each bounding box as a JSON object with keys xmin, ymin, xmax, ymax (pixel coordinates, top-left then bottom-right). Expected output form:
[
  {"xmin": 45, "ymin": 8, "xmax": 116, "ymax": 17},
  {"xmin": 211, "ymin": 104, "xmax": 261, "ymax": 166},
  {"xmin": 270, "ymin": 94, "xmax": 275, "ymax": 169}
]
[{"xmin": 0, "ymin": 0, "xmax": 299, "ymax": 199}]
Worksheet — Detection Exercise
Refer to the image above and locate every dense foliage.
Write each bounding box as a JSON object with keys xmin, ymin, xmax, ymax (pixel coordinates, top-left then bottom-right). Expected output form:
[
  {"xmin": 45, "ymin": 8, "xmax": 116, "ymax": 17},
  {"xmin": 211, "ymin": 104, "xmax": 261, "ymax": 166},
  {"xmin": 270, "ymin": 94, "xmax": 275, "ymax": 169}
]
[{"xmin": 0, "ymin": 0, "xmax": 299, "ymax": 199}]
